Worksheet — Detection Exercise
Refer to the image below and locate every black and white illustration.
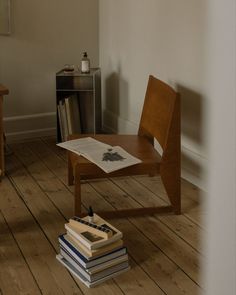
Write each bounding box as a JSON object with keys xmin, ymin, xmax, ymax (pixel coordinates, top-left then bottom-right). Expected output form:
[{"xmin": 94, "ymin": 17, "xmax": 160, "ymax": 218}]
[{"xmin": 102, "ymin": 148, "xmax": 126, "ymax": 162}]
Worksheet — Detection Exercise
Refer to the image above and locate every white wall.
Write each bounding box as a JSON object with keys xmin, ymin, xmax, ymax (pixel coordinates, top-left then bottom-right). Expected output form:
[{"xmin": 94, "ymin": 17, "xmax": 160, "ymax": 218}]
[
  {"xmin": 0, "ymin": 0, "xmax": 98, "ymax": 141},
  {"xmin": 99, "ymin": 0, "xmax": 207, "ymax": 189},
  {"xmin": 203, "ymin": 0, "xmax": 236, "ymax": 293}
]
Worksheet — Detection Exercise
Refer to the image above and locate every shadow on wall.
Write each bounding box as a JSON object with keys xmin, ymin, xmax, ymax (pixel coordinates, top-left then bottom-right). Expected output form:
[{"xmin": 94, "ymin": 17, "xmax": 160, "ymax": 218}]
[
  {"xmin": 103, "ymin": 71, "xmax": 129, "ymax": 133},
  {"xmin": 177, "ymin": 85, "xmax": 203, "ymax": 145},
  {"xmin": 181, "ymin": 150, "xmax": 203, "ymax": 179},
  {"xmin": 177, "ymin": 84, "xmax": 204, "ymax": 180}
]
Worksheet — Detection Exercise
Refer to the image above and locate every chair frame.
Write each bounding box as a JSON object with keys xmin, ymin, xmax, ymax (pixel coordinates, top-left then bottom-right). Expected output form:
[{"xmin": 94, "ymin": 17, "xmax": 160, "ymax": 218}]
[{"xmin": 68, "ymin": 75, "xmax": 181, "ymax": 218}]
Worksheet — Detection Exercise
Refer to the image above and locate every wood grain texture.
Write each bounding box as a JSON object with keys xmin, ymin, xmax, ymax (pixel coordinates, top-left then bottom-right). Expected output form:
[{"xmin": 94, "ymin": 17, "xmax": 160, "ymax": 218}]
[
  {"xmin": 0, "ymin": 174, "xmax": 82, "ymax": 294},
  {"xmin": 134, "ymin": 175, "xmax": 204, "ymax": 227},
  {"xmin": 112, "ymin": 176, "xmax": 203, "ymax": 252},
  {"xmin": 9, "ymin": 141, "xmax": 165, "ymax": 295},
  {"xmin": 89, "ymin": 179, "xmax": 200, "ymax": 285},
  {"xmin": 2, "ymin": 137, "xmax": 203, "ymax": 294},
  {"xmin": 47, "ymin": 137, "xmax": 201, "ymax": 292},
  {"xmin": 0, "ymin": 209, "xmax": 41, "ymax": 295}
]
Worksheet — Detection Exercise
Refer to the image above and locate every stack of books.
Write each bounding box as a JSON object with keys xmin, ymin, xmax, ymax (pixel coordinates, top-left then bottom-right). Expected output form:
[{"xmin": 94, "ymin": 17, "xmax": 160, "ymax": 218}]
[{"xmin": 56, "ymin": 214, "xmax": 130, "ymax": 287}]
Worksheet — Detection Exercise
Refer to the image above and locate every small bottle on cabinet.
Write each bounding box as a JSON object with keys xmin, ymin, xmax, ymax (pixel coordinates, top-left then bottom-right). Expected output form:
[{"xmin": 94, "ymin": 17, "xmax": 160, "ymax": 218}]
[{"xmin": 81, "ymin": 52, "xmax": 90, "ymax": 74}]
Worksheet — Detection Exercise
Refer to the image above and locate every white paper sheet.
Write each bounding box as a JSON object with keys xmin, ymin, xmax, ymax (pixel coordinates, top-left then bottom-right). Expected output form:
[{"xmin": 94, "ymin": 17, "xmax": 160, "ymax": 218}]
[{"xmin": 57, "ymin": 137, "xmax": 141, "ymax": 173}]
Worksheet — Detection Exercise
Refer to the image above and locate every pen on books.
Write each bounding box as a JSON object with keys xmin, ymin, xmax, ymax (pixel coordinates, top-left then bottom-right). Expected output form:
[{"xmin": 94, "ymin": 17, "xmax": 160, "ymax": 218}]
[{"xmin": 88, "ymin": 206, "xmax": 94, "ymax": 223}]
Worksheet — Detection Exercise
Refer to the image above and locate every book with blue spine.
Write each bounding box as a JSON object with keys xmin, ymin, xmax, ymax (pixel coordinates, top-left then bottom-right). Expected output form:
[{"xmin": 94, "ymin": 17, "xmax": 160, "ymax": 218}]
[
  {"xmin": 58, "ymin": 234, "xmax": 127, "ymax": 268},
  {"xmin": 60, "ymin": 247, "xmax": 129, "ymax": 276},
  {"xmin": 59, "ymin": 248, "xmax": 129, "ymax": 282},
  {"xmin": 56, "ymin": 254, "xmax": 130, "ymax": 288}
]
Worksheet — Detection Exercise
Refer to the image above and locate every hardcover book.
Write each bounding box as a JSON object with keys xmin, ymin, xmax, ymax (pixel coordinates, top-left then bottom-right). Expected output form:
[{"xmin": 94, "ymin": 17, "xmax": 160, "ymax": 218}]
[
  {"xmin": 59, "ymin": 100, "xmax": 69, "ymax": 141},
  {"xmin": 65, "ymin": 95, "xmax": 81, "ymax": 134},
  {"xmin": 64, "ymin": 234, "xmax": 124, "ymax": 259},
  {"xmin": 59, "ymin": 234, "xmax": 126, "ymax": 268},
  {"xmin": 65, "ymin": 214, "xmax": 123, "ymax": 250},
  {"xmin": 56, "ymin": 254, "xmax": 130, "ymax": 287},
  {"xmin": 60, "ymin": 247, "xmax": 128, "ymax": 275}
]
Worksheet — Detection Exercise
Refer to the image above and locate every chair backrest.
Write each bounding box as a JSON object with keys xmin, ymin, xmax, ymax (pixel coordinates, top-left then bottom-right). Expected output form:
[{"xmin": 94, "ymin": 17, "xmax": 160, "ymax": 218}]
[{"xmin": 138, "ymin": 75, "xmax": 180, "ymax": 153}]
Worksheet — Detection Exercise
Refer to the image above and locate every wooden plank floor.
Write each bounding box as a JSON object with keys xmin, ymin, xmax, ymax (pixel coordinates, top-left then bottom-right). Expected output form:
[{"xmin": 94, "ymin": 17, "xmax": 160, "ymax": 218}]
[{"xmin": 0, "ymin": 137, "xmax": 204, "ymax": 295}]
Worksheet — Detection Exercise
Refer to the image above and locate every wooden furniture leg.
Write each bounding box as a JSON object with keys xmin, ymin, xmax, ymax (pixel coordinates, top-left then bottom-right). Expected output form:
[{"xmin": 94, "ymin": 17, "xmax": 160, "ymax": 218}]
[
  {"xmin": 160, "ymin": 93, "xmax": 181, "ymax": 214},
  {"xmin": 0, "ymin": 96, "xmax": 3, "ymax": 178},
  {"xmin": 68, "ymin": 152, "xmax": 74, "ymax": 186},
  {"xmin": 74, "ymin": 166, "xmax": 82, "ymax": 216},
  {"xmin": 0, "ymin": 85, "xmax": 9, "ymax": 180},
  {"xmin": 160, "ymin": 166, "xmax": 181, "ymax": 215}
]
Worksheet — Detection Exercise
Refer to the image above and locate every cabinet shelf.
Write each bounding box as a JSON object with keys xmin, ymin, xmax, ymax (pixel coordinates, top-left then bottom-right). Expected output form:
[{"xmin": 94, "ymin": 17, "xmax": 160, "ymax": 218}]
[
  {"xmin": 56, "ymin": 89, "xmax": 94, "ymax": 92},
  {"xmin": 56, "ymin": 68, "xmax": 101, "ymax": 142}
]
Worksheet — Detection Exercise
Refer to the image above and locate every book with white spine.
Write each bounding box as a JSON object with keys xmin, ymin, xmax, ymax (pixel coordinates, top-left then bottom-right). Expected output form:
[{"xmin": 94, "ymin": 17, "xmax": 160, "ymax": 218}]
[{"xmin": 65, "ymin": 214, "xmax": 123, "ymax": 250}]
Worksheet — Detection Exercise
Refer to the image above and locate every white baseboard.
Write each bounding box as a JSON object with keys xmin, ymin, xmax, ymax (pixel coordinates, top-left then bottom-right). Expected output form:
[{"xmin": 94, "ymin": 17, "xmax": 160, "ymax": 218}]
[
  {"xmin": 181, "ymin": 145, "xmax": 207, "ymax": 191},
  {"xmin": 4, "ymin": 112, "xmax": 56, "ymax": 142},
  {"xmin": 103, "ymin": 110, "xmax": 207, "ymax": 190}
]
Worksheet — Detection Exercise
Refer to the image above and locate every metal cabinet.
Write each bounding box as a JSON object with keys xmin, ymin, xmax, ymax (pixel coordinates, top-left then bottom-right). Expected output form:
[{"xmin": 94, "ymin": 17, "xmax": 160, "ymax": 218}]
[{"xmin": 56, "ymin": 68, "xmax": 101, "ymax": 142}]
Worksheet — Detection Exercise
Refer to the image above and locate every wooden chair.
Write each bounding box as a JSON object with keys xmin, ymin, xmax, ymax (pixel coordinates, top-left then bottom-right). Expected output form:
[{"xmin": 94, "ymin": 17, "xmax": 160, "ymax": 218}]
[{"xmin": 68, "ymin": 75, "xmax": 181, "ymax": 218}]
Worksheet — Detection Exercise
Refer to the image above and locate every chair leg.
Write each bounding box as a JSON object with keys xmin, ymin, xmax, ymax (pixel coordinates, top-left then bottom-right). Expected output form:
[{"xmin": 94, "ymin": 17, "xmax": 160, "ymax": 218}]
[
  {"xmin": 74, "ymin": 167, "xmax": 82, "ymax": 216},
  {"xmin": 160, "ymin": 165, "xmax": 181, "ymax": 215},
  {"xmin": 68, "ymin": 153, "xmax": 74, "ymax": 186}
]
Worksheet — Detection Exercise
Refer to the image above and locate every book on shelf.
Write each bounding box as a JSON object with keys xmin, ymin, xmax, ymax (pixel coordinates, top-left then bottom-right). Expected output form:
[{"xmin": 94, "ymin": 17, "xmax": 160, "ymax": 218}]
[
  {"xmin": 58, "ymin": 100, "xmax": 69, "ymax": 141},
  {"xmin": 57, "ymin": 137, "xmax": 141, "ymax": 173},
  {"xmin": 64, "ymin": 95, "xmax": 81, "ymax": 135},
  {"xmin": 56, "ymin": 254, "xmax": 130, "ymax": 287},
  {"xmin": 59, "ymin": 234, "xmax": 126, "ymax": 268},
  {"xmin": 65, "ymin": 214, "xmax": 123, "ymax": 250},
  {"xmin": 64, "ymin": 234, "xmax": 124, "ymax": 260},
  {"xmin": 58, "ymin": 95, "xmax": 81, "ymax": 142},
  {"xmin": 64, "ymin": 97, "xmax": 73, "ymax": 135},
  {"xmin": 57, "ymin": 104, "xmax": 64, "ymax": 142}
]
